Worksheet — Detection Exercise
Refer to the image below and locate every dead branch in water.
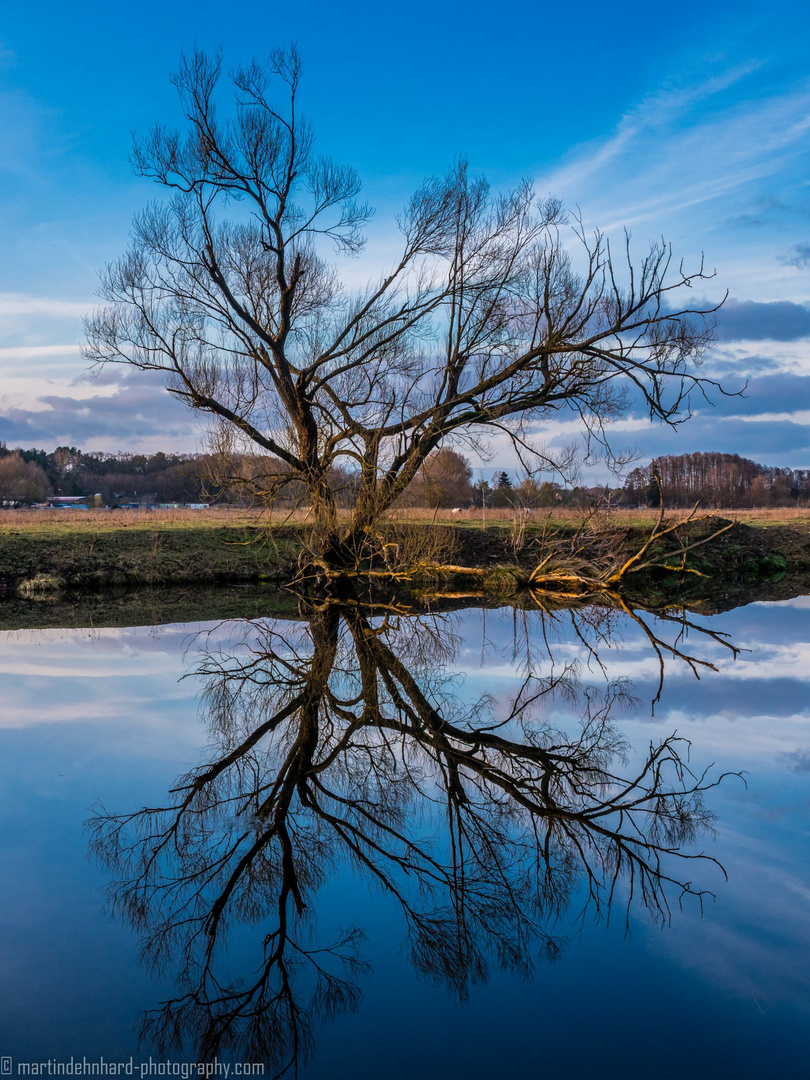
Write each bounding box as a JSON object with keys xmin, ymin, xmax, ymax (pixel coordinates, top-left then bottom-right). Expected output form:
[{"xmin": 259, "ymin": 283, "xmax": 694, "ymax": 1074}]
[
  {"xmin": 524, "ymin": 482, "xmax": 735, "ymax": 596},
  {"xmin": 296, "ymin": 481, "xmax": 736, "ymax": 600}
]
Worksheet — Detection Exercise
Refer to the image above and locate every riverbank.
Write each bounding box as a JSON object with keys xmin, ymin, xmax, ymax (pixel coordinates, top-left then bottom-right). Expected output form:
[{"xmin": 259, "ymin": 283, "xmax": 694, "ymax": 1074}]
[
  {"xmin": 2, "ymin": 508, "xmax": 810, "ymax": 602},
  {"xmin": 0, "ymin": 515, "xmax": 298, "ymax": 593}
]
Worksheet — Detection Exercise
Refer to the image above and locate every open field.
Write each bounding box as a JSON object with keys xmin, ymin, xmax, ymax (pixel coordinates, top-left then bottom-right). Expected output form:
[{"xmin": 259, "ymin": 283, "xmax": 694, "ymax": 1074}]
[
  {"xmin": 389, "ymin": 505, "xmax": 810, "ymax": 530},
  {"xmin": 3, "ymin": 503, "xmax": 810, "ymax": 534},
  {"xmin": 0, "ymin": 505, "xmax": 264, "ymax": 535},
  {"xmin": 710, "ymin": 507, "xmax": 810, "ymax": 528}
]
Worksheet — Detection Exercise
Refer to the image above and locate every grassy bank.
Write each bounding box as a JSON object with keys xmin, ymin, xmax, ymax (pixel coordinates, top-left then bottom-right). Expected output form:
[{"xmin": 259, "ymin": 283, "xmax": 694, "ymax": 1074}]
[
  {"xmin": 2, "ymin": 506, "xmax": 810, "ymax": 598},
  {"xmin": 0, "ymin": 510, "xmax": 298, "ymax": 592}
]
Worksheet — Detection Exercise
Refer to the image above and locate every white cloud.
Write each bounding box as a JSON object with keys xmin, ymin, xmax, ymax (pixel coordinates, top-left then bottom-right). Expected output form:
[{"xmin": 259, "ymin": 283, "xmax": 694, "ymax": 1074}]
[
  {"xmin": 0, "ymin": 344, "xmax": 82, "ymax": 360},
  {"xmin": 0, "ymin": 292, "xmax": 89, "ymax": 318}
]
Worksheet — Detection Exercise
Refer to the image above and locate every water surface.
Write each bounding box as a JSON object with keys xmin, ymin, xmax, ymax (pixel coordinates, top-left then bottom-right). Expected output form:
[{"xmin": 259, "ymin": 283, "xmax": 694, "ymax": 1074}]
[{"xmin": 0, "ymin": 596, "xmax": 808, "ymax": 1078}]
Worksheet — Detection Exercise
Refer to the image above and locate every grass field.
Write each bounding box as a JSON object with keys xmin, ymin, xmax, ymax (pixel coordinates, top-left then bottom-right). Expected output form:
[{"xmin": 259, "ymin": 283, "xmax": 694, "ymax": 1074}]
[
  {"xmin": 3, "ymin": 503, "xmax": 810, "ymax": 535},
  {"xmin": 388, "ymin": 505, "xmax": 810, "ymax": 529},
  {"xmin": 0, "ymin": 506, "xmax": 263, "ymax": 535}
]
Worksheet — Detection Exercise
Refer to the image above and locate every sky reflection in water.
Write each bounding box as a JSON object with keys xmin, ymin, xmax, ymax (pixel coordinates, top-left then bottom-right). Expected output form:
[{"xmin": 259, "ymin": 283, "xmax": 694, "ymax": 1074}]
[{"xmin": 0, "ymin": 597, "xmax": 808, "ymax": 1079}]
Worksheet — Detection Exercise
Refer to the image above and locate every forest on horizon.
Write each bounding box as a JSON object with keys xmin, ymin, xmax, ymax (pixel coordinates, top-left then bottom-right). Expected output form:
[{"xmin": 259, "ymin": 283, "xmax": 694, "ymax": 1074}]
[{"xmin": 0, "ymin": 443, "xmax": 808, "ymax": 510}]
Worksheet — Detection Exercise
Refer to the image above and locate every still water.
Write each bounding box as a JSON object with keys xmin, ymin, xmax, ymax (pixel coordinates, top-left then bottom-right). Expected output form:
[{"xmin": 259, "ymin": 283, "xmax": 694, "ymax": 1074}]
[{"xmin": 0, "ymin": 595, "xmax": 808, "ymax": 1078}]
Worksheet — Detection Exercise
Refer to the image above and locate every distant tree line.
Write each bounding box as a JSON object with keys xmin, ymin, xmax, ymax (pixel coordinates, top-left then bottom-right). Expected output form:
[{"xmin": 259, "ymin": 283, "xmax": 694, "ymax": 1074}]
[
  {"xmin": 0, "ymin": 444, "xmax": 207, "ymax": 505},
  {"xmin": 624, "ymin": 452, "xmax": 810, "ymax": 509},
  {"xmin": 0, "ymin": 443, "xmax": 361, "ymax": 508},
  {"xmin": 1, "ymin": 443, "xmax": 807, "ymax": 510},
  {"xmin": 395, "ymin": 449, "xmax": 810, "ymax": 511}
]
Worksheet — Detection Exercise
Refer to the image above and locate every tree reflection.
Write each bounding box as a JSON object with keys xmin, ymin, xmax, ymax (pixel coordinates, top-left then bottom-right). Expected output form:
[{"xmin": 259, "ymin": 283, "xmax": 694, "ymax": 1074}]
[{"xmin": 89, "ymin": 592, "xmax": 738, "ymax": 1075}]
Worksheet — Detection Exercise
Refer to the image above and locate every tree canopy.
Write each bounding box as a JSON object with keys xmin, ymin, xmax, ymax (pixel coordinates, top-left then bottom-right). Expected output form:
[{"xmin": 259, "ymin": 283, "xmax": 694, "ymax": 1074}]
[{"xmin": 85, "ymin": 47, "xmax": 722, "ymax": 572}]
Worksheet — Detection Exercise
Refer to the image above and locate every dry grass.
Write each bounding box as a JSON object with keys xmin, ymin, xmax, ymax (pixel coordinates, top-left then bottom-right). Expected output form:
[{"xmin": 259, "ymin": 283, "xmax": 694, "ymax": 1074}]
[
  {"xmin": 16, "ymin": 572, "xmax": 64, "ymax": 597},
  {"xmin": 716, "ymin": 507, "xmax": 810, "ymax": 528},
  {"xmin": 2, "ymin": 503, "xmax": 810, "ymax": 538},
  {"xmin": 387, "ymin": 506, "xmax": 810, "ymax": 529},
  {"xmin": 0, "ymin": 506, "xmax": 262, "ymax": 535}
]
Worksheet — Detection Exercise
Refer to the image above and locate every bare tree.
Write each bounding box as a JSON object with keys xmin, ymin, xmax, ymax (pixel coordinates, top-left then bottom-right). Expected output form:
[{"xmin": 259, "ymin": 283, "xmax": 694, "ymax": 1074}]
[
  {"xmin": 0, "ymin": 452, "xmax": 51, "ymax": 504},
  {"xmin": 85, "ymin": 47, "xmax": 722, "ymax": 572}
]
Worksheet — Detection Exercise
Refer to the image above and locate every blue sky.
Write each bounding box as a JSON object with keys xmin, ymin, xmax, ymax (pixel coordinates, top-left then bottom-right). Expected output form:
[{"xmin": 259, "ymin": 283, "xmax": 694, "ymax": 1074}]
[{"xmin": 2, "ymin": 0, "xmax": 810, "ymax": 477}]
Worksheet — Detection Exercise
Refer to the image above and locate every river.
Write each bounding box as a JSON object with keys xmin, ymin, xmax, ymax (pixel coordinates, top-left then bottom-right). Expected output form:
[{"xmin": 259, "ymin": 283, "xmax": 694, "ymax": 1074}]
[{"xmin": 0, "ymin": 594, "xmax": 808, "ymax": 1078}]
